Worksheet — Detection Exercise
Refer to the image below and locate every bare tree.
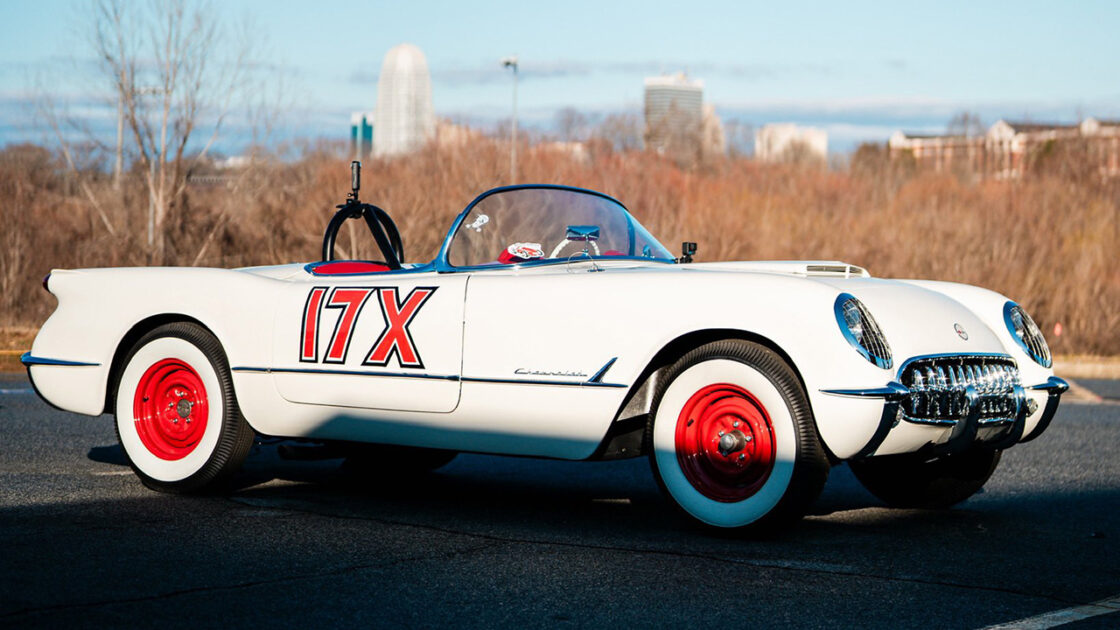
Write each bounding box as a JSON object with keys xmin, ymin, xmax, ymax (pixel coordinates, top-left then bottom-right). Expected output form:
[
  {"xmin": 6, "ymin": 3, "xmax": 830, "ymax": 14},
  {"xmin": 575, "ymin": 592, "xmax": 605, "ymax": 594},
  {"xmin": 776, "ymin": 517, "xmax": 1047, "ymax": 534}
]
[
  {"xmin": 722, "ymin": 119, "xmax": 753, "ymax": 158},
  {"xmin": 947, "ymin": 111, "xmax": 985, "ymax": 137},
  {"xmin": 593, "ymin": 112, "xmax": 643, "ymax": 152},
  {"xmin": 554, "ymin": 107, "xmax": 587, "ymax": 142},
  {"xmin": 91, "ymin": 0, "xmax": 253, "ymax": 262},
  {"xmin": 779, "ymin": 139, "xmax": 826, "ymax": 169}
]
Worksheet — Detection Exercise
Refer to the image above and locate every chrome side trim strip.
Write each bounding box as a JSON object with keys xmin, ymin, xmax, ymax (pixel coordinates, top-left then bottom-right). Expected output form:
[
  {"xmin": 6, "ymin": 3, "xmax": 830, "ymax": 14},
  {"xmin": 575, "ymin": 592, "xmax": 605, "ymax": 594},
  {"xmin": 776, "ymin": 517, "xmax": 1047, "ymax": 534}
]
[
  {"xmin": 231, "ymin": 366, "xmax": 627, "ymax": 388},
  {"xmin": 461, "ymin": 376, "xmax": 627, "ymax": 388},
  {"xmin": 20, "ymin": 353, "xmax": 100, "ymax": 367},
  {"xmin": 587, "ymin": 357, "xmax": 618, "ymax": 384},
  {"xmin": 232, "ymin": 366, "xmax": 458, "ymax": 381}
]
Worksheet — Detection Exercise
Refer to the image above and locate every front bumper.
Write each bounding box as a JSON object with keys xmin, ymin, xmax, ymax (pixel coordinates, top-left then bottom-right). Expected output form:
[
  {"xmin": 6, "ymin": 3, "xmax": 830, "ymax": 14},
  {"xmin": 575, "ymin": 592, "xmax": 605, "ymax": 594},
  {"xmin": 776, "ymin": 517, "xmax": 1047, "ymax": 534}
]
[{"xmin": 822, "ymin": 365, "xmax": 1068, "ymax": 458}]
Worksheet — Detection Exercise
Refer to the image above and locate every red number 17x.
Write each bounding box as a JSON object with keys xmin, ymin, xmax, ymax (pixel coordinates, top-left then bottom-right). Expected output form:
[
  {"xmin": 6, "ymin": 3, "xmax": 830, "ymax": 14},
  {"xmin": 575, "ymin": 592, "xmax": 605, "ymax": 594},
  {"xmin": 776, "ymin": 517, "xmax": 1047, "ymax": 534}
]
[{"xmin": 300, "ymin": 286, "xmax": 437, "ymax": 369}]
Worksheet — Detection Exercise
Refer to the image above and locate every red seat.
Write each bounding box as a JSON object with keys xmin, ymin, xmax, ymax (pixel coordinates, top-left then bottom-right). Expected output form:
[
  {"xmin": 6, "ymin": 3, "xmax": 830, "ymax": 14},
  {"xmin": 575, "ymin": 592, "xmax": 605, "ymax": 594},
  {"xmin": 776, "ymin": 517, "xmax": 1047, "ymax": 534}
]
[{"xmin": 308, "ymin": 261, "xmax": 391, "ymax": 275}]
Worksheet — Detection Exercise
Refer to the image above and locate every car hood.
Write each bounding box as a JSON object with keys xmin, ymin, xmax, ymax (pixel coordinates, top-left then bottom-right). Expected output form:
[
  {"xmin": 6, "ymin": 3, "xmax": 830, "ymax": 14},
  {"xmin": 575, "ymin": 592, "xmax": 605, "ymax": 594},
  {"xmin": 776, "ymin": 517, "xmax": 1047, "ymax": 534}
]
[{"xmin": 683, "ymin": 261, "xmax": 1007, "ymax": 362}]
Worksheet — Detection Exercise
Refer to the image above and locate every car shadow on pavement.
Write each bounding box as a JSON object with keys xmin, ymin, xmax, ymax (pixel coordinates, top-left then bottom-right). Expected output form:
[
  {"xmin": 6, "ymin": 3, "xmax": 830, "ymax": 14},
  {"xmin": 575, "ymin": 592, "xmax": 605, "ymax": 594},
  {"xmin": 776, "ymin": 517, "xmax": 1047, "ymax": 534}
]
[{"xmin": 83, "ymin": 439, "xmax": 1116, "ymax": 551}]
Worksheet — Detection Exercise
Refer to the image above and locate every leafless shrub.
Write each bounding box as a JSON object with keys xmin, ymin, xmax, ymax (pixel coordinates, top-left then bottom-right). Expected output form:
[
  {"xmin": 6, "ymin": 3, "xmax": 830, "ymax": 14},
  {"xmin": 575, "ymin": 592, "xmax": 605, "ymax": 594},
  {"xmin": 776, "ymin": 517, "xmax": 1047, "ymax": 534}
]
[{"xmin": 1, "ymin": 138, "xmax": 1117, "ymax": 355}]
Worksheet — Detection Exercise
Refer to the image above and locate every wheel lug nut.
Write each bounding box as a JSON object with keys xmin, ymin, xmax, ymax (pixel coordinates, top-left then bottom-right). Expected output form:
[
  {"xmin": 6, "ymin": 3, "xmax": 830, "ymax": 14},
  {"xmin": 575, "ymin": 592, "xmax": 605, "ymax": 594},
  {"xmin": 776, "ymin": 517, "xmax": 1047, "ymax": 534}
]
[
  {"xmin": 738, "ymin": 453, "xmax": 746, "ymax": 461},
  {"xmin": 745, "ymin": 435, "xmax": 753, "ymax": 442},
  {"xmin": 733, "ymin": 421, "xmax": 740, "ymax": 427},
  {"xmin": 718, "ymin": 430, "xmax": 725, "ymax": 437}
]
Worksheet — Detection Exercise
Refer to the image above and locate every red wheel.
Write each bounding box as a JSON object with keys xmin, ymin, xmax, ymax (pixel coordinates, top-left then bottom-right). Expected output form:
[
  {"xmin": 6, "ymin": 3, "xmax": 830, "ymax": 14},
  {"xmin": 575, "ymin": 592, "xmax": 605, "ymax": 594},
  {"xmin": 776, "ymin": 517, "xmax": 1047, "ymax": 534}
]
[
  {"xmin": 133, "ymin": 359, "xmax": 210, "ymax": 460},
  {"xmin": 675, "ymin": 384, "xmax": 775, "ymax": 502},
  {"xmin": 114, "ymin": 323, "xmax": 254, "ymax": 493},
  {"xmin": 649, "ymin": 340, "xmax": 829, "ymax": 530}
]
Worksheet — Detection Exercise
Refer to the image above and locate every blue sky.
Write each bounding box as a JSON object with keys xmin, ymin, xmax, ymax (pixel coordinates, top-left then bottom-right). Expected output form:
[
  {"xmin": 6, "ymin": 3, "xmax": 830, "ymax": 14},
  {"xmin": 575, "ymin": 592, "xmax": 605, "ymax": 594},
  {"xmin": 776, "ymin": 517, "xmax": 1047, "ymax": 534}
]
[{"xmin": 2, "ymin": 0, "xmax": 1119, "ymax": 153}]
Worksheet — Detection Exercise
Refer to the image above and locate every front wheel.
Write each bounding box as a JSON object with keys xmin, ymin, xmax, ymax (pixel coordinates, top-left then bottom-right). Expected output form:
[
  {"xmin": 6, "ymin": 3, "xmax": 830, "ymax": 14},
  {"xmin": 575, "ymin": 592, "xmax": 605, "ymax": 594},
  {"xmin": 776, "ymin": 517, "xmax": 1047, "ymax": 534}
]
[
  {"xmin": 647, "ymin": 340, "xmax": 829, "ymax": 531},
  {"xmin": 114, "ymin": 322, "xmax": 255, "ymax": 493},
  {"xmin": 848, "ymin": 448, "xmax": 1001, "ymax": 509}
]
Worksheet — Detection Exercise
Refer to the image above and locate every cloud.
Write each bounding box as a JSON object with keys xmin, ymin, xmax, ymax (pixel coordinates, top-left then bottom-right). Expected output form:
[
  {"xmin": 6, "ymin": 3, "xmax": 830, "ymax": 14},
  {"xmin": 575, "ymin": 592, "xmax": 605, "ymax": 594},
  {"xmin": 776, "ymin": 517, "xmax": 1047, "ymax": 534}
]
[{"xmin": 346, "ymin": 58, "xmax": 840, "ymax": 88}]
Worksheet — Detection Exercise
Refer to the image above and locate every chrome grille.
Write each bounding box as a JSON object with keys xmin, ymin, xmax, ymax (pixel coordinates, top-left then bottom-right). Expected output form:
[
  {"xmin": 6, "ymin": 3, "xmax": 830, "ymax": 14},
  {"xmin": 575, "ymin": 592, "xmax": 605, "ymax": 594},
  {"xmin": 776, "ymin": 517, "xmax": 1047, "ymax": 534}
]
[{"xmin": 899, "ymin": 355, "xmax": 1022, "ymax": 425}]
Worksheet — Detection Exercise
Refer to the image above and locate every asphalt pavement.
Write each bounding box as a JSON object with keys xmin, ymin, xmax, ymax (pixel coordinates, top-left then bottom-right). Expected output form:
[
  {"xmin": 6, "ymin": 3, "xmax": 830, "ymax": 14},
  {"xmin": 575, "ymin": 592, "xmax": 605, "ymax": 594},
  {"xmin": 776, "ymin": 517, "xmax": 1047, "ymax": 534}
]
[{"xmin": 1, "ymin": 373, "xmax": 1118, "ymax": 629}]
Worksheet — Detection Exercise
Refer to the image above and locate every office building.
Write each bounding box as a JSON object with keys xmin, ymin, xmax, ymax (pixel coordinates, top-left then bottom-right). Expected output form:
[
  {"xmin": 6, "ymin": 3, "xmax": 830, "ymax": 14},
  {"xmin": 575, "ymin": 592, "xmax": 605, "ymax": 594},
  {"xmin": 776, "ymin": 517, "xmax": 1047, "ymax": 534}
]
[{"xmin": 373, "ymin": 43, "xmax": 435, "ymax": 157}]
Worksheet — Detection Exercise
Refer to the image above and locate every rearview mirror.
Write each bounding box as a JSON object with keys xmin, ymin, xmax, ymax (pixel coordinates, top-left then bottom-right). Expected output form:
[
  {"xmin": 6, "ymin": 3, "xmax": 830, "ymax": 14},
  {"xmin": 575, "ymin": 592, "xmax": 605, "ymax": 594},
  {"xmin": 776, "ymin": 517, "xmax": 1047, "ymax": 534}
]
[{"xmin": 565, "ymin": 225, "xmax": 600, "ymax": 242}]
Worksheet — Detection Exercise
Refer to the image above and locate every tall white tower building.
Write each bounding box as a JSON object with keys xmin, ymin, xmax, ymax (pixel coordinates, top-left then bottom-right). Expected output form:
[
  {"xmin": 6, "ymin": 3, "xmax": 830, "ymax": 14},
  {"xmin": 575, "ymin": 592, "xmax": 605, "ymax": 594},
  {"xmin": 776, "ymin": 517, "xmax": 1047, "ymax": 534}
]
[
  {"xmin": 373, "ymin": 43, "xmax": 435, "ymax": 157},
  {"xmin": 643, "ymin": 73, "xmax": 703, "ymax": 152}
]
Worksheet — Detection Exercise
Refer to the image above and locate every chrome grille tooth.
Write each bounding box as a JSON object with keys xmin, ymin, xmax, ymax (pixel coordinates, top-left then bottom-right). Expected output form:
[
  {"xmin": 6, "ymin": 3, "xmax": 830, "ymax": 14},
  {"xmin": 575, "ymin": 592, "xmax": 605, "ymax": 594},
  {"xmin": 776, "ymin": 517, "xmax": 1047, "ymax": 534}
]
[{"xmin": 900, "ymin": 356, "xmax": 1022, "ymax": 424}]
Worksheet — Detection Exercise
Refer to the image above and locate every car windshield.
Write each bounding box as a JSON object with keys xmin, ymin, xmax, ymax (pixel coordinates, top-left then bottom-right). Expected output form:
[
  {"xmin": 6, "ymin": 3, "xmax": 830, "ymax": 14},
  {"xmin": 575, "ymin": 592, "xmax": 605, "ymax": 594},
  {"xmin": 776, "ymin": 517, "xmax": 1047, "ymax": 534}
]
[{"xmin": 445, "ymin": 187, "xmax": 675, "ymax": 268}]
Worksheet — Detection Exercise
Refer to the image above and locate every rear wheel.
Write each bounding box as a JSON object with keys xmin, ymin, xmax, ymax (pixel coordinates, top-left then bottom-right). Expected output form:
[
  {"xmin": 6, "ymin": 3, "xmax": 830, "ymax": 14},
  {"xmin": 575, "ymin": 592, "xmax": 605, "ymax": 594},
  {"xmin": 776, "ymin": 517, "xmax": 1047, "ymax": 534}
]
[
  {"xmin": 114, "ymin": 322, "xmax": 254, "ymax": 493},
  {"xmin": 849, "ymin": 448, "xmax": 1001, "ymax": 509},
  {"xmin": 647, "ymin": 340, "xmax": 829, "ymax": 531}
]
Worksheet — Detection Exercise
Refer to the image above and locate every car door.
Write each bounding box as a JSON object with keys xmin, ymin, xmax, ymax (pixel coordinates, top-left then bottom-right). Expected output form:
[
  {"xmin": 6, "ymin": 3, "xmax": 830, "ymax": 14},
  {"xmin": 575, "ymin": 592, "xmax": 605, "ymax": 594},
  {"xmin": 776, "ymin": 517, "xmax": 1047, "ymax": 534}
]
[{"xmin": 271, "ymin": 271, "xmax": 465, "ymax": 413}]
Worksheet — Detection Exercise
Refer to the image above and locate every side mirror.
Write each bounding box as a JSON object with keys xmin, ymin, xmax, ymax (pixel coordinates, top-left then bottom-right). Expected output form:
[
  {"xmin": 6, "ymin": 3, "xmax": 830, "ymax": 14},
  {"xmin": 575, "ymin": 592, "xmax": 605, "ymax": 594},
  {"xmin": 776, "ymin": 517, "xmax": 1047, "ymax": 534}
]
[{"xmin": 680, "ymin": 241, "xmax": 697, "ymax": 264}]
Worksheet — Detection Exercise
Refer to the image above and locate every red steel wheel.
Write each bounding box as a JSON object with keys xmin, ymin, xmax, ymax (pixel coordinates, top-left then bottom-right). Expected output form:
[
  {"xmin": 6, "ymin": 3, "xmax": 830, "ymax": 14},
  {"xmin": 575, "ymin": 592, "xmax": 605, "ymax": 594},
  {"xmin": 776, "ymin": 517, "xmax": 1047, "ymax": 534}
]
[
  {"xmin": 114, "ymin": 322, "xmax": 255, "ymax": 492},
  {"xmin": 133, "ymin": 359, "xmax": 210, "ymax": 460},
  {"xmin": 674, "ymin": 383, "xmax": 775, "ymax": 502},
  {"xmin": 648, "ymin": 340, "xmax": 830, "ymax": 530}
]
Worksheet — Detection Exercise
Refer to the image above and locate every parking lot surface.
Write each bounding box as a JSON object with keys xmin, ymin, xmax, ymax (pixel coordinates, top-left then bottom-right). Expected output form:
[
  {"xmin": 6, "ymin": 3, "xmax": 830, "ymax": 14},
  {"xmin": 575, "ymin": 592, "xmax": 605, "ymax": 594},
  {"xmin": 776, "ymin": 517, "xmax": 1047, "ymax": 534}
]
[{"xmin": 1, "ymin": 374, "xmax": 1117, "ymax": 628}]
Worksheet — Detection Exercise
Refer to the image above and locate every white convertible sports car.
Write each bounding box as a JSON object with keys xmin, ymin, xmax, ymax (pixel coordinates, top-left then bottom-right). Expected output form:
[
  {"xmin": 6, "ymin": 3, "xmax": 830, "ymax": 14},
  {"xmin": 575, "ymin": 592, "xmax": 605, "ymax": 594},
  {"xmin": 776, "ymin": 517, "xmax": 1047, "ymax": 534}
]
[{"xmin": 24, "ymin": 169, "xmax": 1068, "ymax": 531}]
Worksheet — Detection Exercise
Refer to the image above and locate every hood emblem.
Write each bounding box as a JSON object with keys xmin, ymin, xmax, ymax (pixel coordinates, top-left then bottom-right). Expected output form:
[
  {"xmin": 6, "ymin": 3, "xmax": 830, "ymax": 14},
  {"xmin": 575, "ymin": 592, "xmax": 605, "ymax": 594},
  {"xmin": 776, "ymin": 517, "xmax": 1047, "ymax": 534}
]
[{"xmin": 954, "ymin": 323, "xmax": 969, "ymax": 341}]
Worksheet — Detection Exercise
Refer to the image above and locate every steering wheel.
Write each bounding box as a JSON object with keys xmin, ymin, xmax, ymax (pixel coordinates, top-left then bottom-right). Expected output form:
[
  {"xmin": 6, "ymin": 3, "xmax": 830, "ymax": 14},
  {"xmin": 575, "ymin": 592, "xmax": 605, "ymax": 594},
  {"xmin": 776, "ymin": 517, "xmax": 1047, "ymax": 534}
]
[
  {"xmin": 321, "ymin": 202, "xmax": 404, "ymax": 269},
  {"xmin": 549, "ymin": 237, "xmax": 601, "ymax": 259}
]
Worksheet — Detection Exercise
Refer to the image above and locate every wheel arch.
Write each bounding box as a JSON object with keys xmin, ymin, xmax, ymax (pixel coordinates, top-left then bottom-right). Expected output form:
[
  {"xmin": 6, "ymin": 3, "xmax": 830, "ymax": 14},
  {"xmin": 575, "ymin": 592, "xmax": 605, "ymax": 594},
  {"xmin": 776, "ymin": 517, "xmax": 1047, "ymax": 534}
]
[
  {"xmin": 103, "ymin": 313, "xmax": 220, "ymax": 414},
  {"xmin": 592, "ymin": 328, "xmax": 813, "ymax": 460}
]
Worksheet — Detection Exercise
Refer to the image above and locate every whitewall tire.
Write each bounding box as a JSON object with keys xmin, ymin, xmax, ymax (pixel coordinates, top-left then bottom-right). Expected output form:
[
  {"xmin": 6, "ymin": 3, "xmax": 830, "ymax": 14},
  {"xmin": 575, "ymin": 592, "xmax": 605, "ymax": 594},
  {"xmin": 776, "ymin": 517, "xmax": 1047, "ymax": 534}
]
[
  {"xmin": 647, "ymin": 340, "xmax": 829, "ymax": 531},
  {"xmin": 114, "ymin": 322, "xmax": 254, "ymax": 492}
]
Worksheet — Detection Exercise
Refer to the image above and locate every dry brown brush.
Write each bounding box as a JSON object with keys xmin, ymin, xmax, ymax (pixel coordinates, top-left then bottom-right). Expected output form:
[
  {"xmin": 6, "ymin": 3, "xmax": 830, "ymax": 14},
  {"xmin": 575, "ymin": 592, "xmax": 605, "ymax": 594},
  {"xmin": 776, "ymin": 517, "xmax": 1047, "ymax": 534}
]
[{"xmin": 1, "ymin": 138, "xmax": 1117, "ymax": 355}]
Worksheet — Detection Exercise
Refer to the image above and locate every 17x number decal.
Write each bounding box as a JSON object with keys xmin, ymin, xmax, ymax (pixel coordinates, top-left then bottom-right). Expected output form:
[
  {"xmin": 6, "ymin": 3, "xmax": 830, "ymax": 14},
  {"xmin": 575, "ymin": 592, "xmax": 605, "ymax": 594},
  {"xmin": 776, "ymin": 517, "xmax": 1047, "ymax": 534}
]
[{"xmin": 300, "ymin": 286, "xmax": 437, "ymax": 369}]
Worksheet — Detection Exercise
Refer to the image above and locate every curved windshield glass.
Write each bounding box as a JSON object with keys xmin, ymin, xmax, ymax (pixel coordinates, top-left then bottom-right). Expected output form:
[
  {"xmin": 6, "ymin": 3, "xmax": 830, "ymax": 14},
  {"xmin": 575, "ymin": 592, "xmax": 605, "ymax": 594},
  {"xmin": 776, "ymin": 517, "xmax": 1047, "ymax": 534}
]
[{"xmin": 445, "ymin": 187, "xmax": 674, "ymax": 268}]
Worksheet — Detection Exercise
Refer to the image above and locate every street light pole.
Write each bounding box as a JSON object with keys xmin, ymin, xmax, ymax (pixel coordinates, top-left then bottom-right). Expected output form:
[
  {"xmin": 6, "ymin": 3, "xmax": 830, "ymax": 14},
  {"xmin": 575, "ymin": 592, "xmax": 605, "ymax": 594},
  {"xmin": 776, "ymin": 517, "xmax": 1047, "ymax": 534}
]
[{"xmin": 501, "ymin": 56, "xmax": 518, "ymax": 183}]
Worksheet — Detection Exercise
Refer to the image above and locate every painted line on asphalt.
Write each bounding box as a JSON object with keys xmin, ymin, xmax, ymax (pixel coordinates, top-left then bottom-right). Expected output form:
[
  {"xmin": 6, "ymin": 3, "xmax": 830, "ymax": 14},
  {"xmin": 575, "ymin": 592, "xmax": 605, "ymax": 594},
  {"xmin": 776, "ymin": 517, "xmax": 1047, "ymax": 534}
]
[
  {"xmin": 1064, "ymin": 378, "xmax": 1104, "ymax": 403},
  {"xmin": 0, "ymin": 388, "xmax": 33, "ymax": 395},
  {"xmin": 982, "ymin": 594, "xmax": 1120, "ymax": 629}
]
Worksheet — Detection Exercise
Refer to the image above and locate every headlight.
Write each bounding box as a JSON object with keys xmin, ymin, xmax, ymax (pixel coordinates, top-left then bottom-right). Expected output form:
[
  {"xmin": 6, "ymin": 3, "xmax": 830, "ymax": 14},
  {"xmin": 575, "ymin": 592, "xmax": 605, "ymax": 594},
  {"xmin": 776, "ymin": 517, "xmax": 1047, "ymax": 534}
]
[
  {"xmin": 834, "ymin": 293, "xmax": 892, "ymax": 369},
  {"xmin": 1003, "ymin": 301, "xmax": 1052, "ymax": 368}
]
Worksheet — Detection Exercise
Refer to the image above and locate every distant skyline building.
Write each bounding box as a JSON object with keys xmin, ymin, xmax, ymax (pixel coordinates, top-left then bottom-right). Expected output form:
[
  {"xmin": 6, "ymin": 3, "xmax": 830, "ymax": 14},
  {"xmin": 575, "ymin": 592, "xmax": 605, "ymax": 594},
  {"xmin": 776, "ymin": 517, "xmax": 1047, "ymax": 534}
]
[
  {"xmin": 350, "ymin": 111, "xmax": 373, "ymax": 160},
  {"xmin": 643, "ymin": 73, "xmax": 703, "ymax": 154},
  {"xmin": 888, "ymin": 117, "xmax": 1120, "ymax": 178},
  {"xmin": 755, "ymin": 123, "xmax": 828, "ymax": 163},
  {"xmin": 701, "ymin": 104, "xmax": 726, "ymax": 157},
  {"xmin": 373, "ymin": 43, "xmax": 435, "ymax": 157}
]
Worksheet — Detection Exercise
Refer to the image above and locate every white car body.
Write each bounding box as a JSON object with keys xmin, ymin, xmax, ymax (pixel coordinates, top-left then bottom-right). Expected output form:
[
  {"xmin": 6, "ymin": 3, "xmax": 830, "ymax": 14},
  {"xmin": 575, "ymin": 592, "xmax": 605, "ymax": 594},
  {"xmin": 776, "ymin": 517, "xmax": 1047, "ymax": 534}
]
[{"xmin": 24, "ymin": 183, "xmax": 1066, "ymax": 527}]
